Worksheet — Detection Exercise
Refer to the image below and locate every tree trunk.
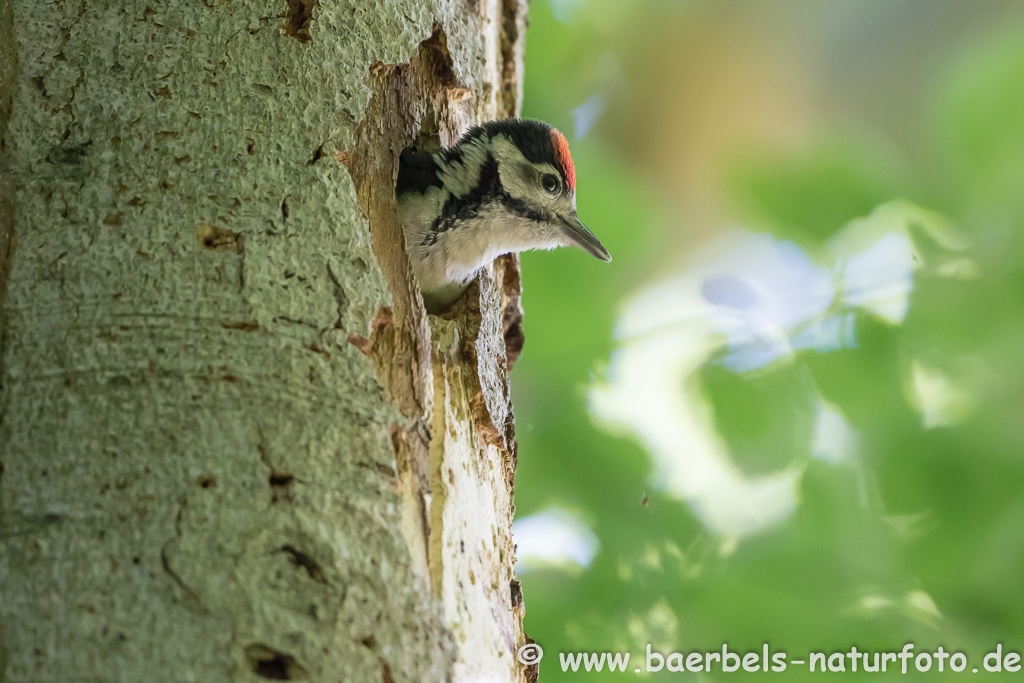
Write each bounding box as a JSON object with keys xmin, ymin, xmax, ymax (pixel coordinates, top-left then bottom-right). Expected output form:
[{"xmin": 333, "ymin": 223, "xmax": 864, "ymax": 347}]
[{"xmin": 0, "ymin": 1, "xmax": 530, "ymax": 681}]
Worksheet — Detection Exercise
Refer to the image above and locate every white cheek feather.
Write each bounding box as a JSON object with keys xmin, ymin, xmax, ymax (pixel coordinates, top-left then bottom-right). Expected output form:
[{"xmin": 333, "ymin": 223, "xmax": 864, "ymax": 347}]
[
  {"xmin": 405, "ymin": 204, "xmax": 566, "ymax": 294},
  {"xmin": 491, "ymin": 137, "xmax": 532, "ymax": 197},
  {"xmin": 440, "ymin": 204, "xmax": 563, "ymax": 282}
]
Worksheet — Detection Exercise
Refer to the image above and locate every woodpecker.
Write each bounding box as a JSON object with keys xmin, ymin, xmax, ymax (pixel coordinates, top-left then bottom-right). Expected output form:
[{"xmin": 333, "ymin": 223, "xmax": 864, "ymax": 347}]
[{"xmin": 396, "ymin": 118, "xmax": 611, "ymax": 313}]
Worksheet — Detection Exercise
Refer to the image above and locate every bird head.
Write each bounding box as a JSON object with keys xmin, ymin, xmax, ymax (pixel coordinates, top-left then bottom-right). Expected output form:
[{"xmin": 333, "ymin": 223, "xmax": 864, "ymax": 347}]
[
  {"xmin": 463, "ymin": 119, "xmax": 611, "ymax": 262},
  {"xmin": 396, "ymin": 118, "xmax": 612, "ymax": 312}
]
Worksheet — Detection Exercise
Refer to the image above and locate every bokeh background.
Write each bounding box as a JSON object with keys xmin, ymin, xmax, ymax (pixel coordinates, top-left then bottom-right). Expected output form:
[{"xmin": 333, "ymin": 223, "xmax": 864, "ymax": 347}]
[{"xmin": 510, "ymin": 0, "xmax": 1024, "ymax": 679}]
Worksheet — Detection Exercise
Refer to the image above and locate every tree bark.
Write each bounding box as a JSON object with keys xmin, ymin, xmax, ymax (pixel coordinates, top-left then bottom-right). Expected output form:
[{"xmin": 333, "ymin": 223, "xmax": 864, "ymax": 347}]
[{"xmin": 0, "ymin": 1, "xmax": 529, "ymax": 681}]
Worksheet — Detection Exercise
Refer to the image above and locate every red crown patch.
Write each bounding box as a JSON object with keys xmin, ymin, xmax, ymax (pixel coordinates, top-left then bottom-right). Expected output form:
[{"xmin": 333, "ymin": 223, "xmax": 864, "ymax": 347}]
[{"xmin": 549, "ymin": 128, "xmax": 576, "ymax": 192}]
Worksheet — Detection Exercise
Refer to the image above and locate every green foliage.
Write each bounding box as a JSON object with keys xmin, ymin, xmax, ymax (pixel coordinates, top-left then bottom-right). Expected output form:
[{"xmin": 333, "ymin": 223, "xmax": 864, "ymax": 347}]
[
  {"xmin": 730, "ymin": 144, "xmax": 898, "ymax": 246},
  {"xmin": 938, "ymin": 29, "xmax": 1024, "ymax": 203},
  {"xmin": 515, "ymin": 2, "xmax": 1024, "ymax": 679},
  {"xmin": 697, "ymin": 360, "xmax": 816, "ymax": 475}
]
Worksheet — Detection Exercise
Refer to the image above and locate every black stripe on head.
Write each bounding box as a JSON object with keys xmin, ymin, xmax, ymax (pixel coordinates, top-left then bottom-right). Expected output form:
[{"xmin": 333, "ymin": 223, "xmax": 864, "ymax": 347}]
[
  {"xmin": 501, "ymin": 194, "xmax": 549, "ymax": 224},
  {"xmin": 455, "ymin": 119, "xmax": 556, "ymax": 168}
]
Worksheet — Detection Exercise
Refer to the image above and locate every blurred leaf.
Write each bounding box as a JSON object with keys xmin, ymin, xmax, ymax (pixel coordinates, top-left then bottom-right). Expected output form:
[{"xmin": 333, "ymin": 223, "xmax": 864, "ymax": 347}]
[
  {"xmin": 937, "ymin": 29, "xmax": 1024, "ymax": 203},
  {"xmin": 800, "ymin": 315, "xmax": 915, "ymax": 431},
  {"xmin": 697, "ymin": 359, "xmax": 816, "ymax": 475},
  {"xmin": 729, "ymin": 143, "xmax": 898, "ymax": 246}
]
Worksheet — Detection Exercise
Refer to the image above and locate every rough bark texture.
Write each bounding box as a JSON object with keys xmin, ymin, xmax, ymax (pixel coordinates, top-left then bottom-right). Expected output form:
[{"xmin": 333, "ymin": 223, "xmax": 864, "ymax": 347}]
[{"xmin": 0, "ymin": 1, "xmax": 528, "ymax": 681}]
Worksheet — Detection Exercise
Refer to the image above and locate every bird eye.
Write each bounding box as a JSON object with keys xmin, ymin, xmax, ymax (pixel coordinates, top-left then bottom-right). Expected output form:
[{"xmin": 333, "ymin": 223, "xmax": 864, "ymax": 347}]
[{"xmin": 540, "ymin": 173, "xmax": 561, "ymax": 194}]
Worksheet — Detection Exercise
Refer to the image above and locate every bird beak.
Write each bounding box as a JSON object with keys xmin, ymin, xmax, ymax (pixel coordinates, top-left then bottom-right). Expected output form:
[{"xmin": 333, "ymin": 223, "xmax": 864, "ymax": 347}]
[{"xmin": 559, "ymin": 214, "xmax": 612, "ymax": 262}]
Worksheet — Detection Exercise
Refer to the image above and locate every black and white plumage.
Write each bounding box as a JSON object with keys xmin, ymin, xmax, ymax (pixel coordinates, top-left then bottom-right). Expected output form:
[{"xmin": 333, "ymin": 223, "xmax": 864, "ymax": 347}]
[{"xmin": 396, "ymin": 118, "xmax": 611, "ymax": 313}]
